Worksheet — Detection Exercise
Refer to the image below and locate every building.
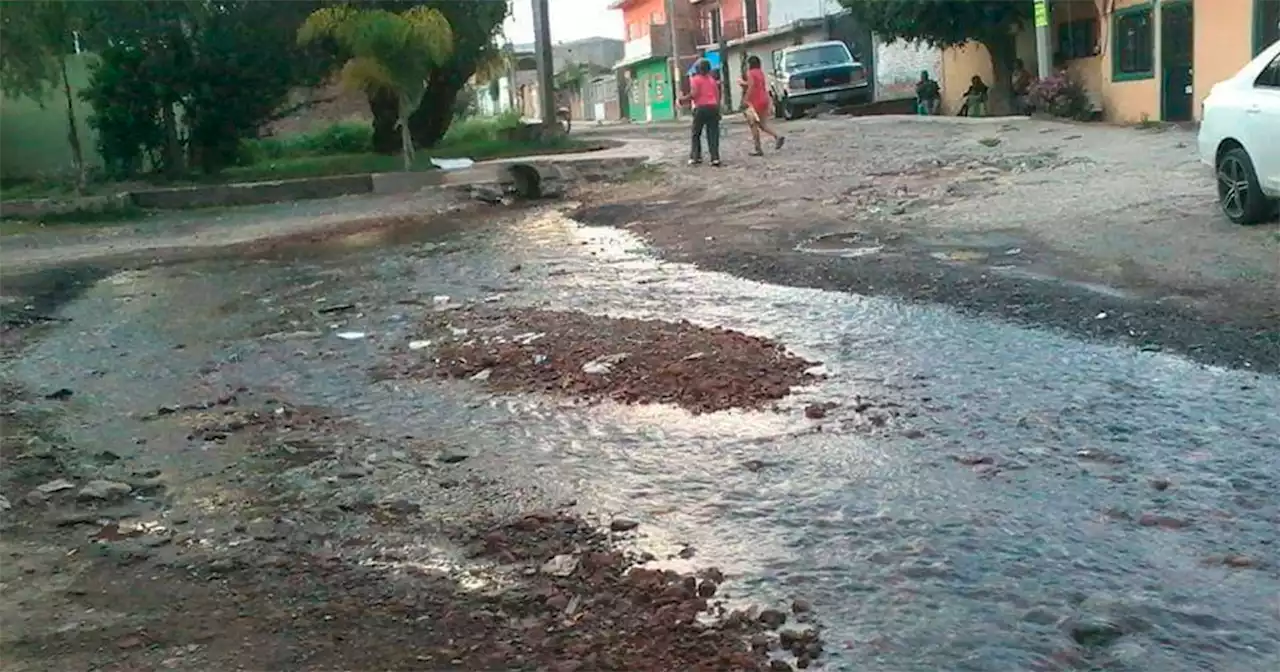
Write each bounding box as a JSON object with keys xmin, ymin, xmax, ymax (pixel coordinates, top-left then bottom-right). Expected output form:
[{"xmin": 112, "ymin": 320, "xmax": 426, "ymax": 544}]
[
  {"xmin": 690, "ymin": 0, "xmax": 942, "ymax": 111},
  {"xmin": 940, "ymin": 0, "xmax": 1280, "ymax": 123},
  {"xmin": 511, "ymin": 37, "xmax": 625, "ymax": 73},
  {"xmin": 611, "ymin": 0, "xmax": 700, "ymax": 122}
]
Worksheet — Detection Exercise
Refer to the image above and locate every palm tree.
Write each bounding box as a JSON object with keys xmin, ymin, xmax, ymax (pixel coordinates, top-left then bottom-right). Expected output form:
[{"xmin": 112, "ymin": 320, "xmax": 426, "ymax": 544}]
[{"xmin": 298, "ymin": 5, "xmax": 453, "ymax": 170}]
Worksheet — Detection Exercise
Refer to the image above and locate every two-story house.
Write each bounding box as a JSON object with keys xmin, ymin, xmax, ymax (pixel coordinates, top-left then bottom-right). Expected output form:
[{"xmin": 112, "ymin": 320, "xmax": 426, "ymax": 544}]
[
  {"xmin": 691, "ymin": 1, "xmax": 942, "ymax": 111},
  {"xmin": 611, "ymin": 0, "xmax": 700, "ymax": 121}
]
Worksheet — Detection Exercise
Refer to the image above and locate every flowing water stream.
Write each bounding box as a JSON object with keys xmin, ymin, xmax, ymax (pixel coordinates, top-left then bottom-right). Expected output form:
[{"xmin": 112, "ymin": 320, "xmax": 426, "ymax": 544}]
[{"xmin": 7, "ymin": 207, "xmax": 1278, "ymax": 671}]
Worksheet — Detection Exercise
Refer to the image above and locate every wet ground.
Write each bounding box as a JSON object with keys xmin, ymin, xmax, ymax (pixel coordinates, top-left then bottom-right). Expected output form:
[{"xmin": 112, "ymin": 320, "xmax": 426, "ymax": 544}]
[{"xmin": 2, "ymin": 202, "xmax": 1278, "ymax": 671}]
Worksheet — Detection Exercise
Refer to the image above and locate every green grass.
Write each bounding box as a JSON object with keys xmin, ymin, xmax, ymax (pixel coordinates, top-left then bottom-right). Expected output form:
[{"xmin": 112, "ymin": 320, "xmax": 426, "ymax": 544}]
[{"xmin": 1, "ymin": 113, "xmax": 595, "ymax": 201}]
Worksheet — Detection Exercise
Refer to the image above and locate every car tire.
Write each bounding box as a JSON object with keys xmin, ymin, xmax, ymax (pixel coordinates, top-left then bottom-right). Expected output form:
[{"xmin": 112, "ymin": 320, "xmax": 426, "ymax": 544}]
[
  {"xmin": 1216, "ymin": 146, "xmax": 1273, "ymax": 225},
  {"xmin": 783, "ymin": 102, "xmax": 800, "ymax": 120},
  {"xmin": 771, "ymin": 96, "xmax": 784, "ymax": 119}
]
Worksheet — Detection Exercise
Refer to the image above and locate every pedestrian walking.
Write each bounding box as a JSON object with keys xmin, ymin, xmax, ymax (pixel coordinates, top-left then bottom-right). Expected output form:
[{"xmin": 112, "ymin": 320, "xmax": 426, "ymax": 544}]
[
  {"xmin": 740, "ymin": 55, "xmax": 784, "ymax": 156},
  {"xmin": 679, "ymin": 58, "xmax": 722, "ymax": 166}
]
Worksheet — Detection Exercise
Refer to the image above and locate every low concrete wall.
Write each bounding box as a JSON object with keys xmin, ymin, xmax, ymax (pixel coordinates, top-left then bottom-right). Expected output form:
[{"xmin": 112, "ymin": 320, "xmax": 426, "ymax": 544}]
[{"xmin": 130, "ymin": 174, "xmax": 373, "ymax": 210}]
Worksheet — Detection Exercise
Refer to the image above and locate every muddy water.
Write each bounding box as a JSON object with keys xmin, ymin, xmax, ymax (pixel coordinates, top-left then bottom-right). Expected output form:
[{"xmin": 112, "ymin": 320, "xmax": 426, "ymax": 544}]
[{"xmin": 6, "ymin": 207, "xmax": 1279, "ymax": 671}]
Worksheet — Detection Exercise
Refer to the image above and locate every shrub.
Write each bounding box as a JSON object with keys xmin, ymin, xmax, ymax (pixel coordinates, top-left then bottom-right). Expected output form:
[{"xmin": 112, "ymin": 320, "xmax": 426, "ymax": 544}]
[
  {"xmin": 440, "ymin": 111, "xmax": 521, "ymax": 145},
  {"xmin": 240, "ymin": 121, "xmax": 373, "ymax": 164},
  {"xmin": 1028, "ymin": 72, "xmax": 1092, "ymax": 120}
]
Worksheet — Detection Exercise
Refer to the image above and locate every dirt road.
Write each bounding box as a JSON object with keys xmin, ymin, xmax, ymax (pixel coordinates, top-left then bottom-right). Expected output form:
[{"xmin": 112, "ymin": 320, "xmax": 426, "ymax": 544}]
[
  {"xmin": 575, "ymin": 115, "xmax": 1279, "ymax": 373},
  {"xmin": 1, "ymin": 116, "xmax": 1278, "ymax": 672}
]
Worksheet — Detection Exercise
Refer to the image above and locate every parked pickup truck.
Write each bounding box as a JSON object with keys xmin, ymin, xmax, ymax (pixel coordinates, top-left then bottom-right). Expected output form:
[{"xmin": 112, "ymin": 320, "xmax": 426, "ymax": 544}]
[{"xmin": 770, "ymin": 40, "xmax": 871, "ymax": 120}]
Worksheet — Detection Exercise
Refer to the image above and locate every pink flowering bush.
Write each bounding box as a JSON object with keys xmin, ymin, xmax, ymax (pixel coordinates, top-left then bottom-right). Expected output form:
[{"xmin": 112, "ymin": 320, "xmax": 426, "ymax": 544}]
[{"xmin": 1028, "ymin": 72, "xmax": 1092, "ymax": 120}]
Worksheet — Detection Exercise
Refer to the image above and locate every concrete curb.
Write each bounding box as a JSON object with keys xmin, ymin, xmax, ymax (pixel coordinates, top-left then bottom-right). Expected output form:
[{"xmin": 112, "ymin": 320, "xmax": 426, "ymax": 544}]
[{"xmin": 0, "ymin": 144, "xmax": 655, "ymax": 220}]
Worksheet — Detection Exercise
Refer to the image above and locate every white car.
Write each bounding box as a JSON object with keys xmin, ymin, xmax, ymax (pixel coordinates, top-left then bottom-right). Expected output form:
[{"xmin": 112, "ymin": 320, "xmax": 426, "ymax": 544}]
[{"xmin": 1198, "ymin": 39, "xmax": 1280, "ymax": 225}]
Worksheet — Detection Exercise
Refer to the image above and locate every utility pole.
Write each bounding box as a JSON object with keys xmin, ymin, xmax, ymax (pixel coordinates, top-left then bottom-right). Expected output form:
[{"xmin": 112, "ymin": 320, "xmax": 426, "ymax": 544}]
[
  {"xmin": 505, "ymin": 41, "xmax": 517, "ymax": 114},
  {"xmin": 531, "ymin": 0, "xmax": 558, "ymax": 127},
  {"xmin": 1033, "ymin": 0, "xmax": 1052, "ymax": 78},
  {"xmin": 717, "ymin": 2, "xmax": 730, "ymax": 110},
  {"xmin": 664, "ymin": 0, "xmax": 681, "ymax": 118}
]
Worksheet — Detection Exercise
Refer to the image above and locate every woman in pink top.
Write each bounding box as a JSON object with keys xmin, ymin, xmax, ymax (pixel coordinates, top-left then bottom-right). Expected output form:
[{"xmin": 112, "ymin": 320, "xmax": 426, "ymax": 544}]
[
  {"xmin": 740, "ymin": 55, "xmax": 784, "ymax": 156},
  {"xmin": 678, "ymin": 59, "xmax": 721, "ymax": 166}
]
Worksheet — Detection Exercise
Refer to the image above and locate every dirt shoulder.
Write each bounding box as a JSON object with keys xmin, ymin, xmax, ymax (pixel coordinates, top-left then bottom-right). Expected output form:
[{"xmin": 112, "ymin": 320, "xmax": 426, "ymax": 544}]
[
  {"xmin": 0, "ymin": 378, "xmax": 820, "ymax": 671},
  {"xmin": 573, "ymin": 116, "xmax": 1280, "ymax": 374}
]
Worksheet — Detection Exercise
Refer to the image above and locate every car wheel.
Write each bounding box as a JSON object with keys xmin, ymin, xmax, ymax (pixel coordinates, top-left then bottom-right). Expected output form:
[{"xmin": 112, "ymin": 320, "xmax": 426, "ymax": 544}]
[
  {"xmin": 1216, "ymin": 146, "xmax": 1272, "ymax": 225},
  {"xmin": 783, "ymin": 103, "xmax": 800, "ymax": 120},
  {"xmin": 771, "ymin": 96, "xmax": 784, "ymax": 119}
]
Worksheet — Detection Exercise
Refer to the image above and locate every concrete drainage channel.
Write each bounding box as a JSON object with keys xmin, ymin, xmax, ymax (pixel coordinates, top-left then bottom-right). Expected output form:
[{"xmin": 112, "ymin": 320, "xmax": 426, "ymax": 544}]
[{"xmin": 0, "ymin": 152, "xmax": 649, "ymax": 220}]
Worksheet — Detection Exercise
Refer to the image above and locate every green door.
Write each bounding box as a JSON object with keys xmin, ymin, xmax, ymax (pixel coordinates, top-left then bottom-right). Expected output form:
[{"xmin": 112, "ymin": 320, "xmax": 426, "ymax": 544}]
[
  {"xmin": 637, "ymin": 61, "xmax": 673, "ymax": 121},
  {"xmin": 1160, "ymin": 1, "xmax": 1193, "ymax": 122}
]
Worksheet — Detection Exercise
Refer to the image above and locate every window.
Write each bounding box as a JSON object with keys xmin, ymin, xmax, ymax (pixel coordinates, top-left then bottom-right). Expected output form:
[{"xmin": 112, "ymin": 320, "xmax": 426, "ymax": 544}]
[
  {"xmin": 1257, "ymin": 0, "xmax": 1279, "ymax": 55},
  {"xmin": 1057, "ymin": 18, "xmax": 1097, "ymax": 61},
  {"xmin": 1112, "ymin": 4, "xmax": 1154, "ymax": 81},
  {"xmin": 1256, "ymin": 55, "xmax": 1280, "ymax": 88}
]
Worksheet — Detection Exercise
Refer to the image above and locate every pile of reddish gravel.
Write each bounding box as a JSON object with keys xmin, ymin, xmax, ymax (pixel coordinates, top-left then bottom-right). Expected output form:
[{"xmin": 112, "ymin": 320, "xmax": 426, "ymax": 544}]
[
  {"xmin": 419, "ymin": 308, "xmax": 820, "ymax": 414},
  {"xmin": 447, "ymin": 511, "xmax": 815, "ymax": 671}
]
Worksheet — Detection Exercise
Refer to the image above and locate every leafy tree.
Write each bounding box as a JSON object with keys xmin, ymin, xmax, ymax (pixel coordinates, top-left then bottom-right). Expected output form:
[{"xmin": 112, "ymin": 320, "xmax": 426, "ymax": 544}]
[
  {"xmin": 79, "ymin": 1, "xmax": 333, "ymax": 177},
  {"xmin": 838, "ymin": 0, "xmax": 1032, "ymax": 112},
  {"xmin": 355, "ymin": 1, "xmax": 508, "ymax": 153},
  {"xmin": 299, "ymin": 5, "xmax": 453, "ymax": 170},
  {"xmin": 0, "ymin": 1, "xmax": 92, "ymax": 190}
]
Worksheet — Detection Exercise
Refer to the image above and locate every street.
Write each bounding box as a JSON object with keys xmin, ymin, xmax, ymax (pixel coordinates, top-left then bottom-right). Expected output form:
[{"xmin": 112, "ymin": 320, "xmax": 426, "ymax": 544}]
[{"xmin": 1, "ymin": 116, "xmax": 1278, "ymax": 672}]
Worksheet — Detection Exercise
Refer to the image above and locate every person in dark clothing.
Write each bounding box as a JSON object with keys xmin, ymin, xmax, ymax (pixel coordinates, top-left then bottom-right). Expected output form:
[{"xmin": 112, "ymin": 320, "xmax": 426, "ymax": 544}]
[
  {"xmin": 915, "ymin": 70, "xmax": 941, "ymax": 115},
  {"xmin": 678, "ymin": 58, "xmax": 722, "ymax": 166},
  {"xmin": 959, "ymin": 75, "xmax": 989, "ymax": 117}
]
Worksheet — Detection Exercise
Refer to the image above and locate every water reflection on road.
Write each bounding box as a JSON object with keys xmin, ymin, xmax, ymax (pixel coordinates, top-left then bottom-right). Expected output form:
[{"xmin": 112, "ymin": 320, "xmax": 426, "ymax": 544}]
[{"xmin": 8, "ymin": 207, "xmax": 1279, "ymax": 671}]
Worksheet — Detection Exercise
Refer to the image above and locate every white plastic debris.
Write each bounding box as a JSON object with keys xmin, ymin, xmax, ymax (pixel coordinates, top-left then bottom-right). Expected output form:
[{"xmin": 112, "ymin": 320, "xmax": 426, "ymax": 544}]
[
  {"xmin": 512, "ymin": 332, "xmax": 546, "ymax": 345},
  {"xmin": 1095, "ymin": 312, "xmax": 1108, "ymax": 320},
  {"xmin": 470, "ymin": 369, "xmax": 492, "ymax": 381},
  {"xmin": 582, "ymin": 353, "xmax": 629, "ymax": 374},
  {"xmin": 429, "ymin": 157, "xmax": 475, "ymax": 171},
  {"xmin": 336, "ymin": 331, "xmax": 366, "ymax": 340},
  {"xmin": 408, "ymin": 340, "xmax": 432, "ymax": 351}
]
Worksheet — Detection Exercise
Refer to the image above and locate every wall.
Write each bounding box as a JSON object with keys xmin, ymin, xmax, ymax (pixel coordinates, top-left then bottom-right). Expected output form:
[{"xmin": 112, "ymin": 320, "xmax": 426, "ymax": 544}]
[
  {"xmin": 632, "ymin": 58, "xmax": 675, "ymax": 121},
  {"xmin": 1192, "ymin": 0, "xmax": 1255, "ymax": 118},
  {"xmin": 0, "ymin": 53, "xmax": 102, "ymax": 180},
  {"xmin": 874, "ymin": 38, "xmax": 942, "ymax": 101}
]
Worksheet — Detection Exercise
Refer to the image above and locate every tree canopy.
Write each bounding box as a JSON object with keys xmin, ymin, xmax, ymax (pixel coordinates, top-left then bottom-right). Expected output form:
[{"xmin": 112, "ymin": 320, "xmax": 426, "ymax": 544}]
[{"xmin": 837, "ymin": 0, "xmax": 1032, "ymax": 48}]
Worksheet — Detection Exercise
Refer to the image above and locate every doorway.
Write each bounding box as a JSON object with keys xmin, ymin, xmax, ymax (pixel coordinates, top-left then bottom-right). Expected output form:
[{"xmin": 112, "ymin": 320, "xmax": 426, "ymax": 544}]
[{"xmin": 1160, "ymin": 1, "xmax": 1194, "ymax": 122}]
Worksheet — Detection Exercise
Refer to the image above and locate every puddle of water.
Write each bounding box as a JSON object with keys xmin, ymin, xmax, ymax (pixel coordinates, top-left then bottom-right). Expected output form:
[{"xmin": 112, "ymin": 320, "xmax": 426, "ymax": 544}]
[{"xmin": 6, "ymin": 208, "xmax": 1279, "ymax": 672}]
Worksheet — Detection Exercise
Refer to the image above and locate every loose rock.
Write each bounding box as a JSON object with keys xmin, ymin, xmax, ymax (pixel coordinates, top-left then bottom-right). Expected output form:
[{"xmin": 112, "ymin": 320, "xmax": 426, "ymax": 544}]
[
  {"xmin": 609, "ymin": 518, "xmax": 639, "ymax": 532},
  {"xmin": 77, "ymin": 480, "xmax": 133, "ymax": 502}
]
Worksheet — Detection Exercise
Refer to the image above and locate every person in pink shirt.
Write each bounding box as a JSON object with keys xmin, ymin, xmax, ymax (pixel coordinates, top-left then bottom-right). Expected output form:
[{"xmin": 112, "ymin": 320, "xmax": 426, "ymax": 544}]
[
  {"xmin": 740, "ymin": 55, "xmax": 784, "ymax": 156},
  {"xmin": 678, "ymin": 58, "xmax": 722, "ymax": 166}
]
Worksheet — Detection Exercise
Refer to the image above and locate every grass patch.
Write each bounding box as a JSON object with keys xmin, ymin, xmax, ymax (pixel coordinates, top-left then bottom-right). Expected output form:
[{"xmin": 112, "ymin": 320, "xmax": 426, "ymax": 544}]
[{"xmin": 2, "ymin": 113, "xmax": 596, "ymax": 200}]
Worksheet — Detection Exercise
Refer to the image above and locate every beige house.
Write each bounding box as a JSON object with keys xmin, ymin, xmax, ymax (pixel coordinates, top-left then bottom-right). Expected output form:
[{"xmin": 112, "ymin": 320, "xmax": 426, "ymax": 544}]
[{"xmin": 940, "ymin": 0, "xmax": 1280, "ymax": 123}]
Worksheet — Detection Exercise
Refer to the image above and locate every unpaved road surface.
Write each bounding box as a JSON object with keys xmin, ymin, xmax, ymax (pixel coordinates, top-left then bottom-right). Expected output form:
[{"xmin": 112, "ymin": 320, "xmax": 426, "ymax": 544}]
[
  {"xmin": 576, "ymin": 115, "xmax": 1279, "ymax": 374},
  {"xmin": 1, "ymin": 117, "xmax": 1278, "ymax": 672}
]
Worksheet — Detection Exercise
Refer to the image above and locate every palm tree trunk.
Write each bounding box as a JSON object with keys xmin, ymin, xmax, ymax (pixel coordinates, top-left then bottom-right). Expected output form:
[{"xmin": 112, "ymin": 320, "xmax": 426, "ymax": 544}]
[
  {"xmin": 396, "ymin": 114, "xmax": 412, "ymax": 168},
  {"xmin": 58, "ymin": 53, "xmax": 86, "ymax": 194}
]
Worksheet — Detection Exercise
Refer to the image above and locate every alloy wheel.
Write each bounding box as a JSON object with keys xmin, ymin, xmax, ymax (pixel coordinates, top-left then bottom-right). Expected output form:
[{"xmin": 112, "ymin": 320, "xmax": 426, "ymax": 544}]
[{"xmin": 1217, "ymin": 155, "xmax": 1250, "ymax": 220}]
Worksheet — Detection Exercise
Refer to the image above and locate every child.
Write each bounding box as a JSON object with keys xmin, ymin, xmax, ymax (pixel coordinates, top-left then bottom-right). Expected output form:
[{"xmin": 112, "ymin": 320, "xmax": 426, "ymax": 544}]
[
  {"xmin": 678, "ymin": 58, "xmax": 722, "ymax": 166},
  {"xmin": 961, "ymin": 75, "xmax": 989, "ymax": 117},
  {"xmin": 739, "ymin": 55, "xmax": 784, "ymax": 156},
  {"xmin": 915, "ymin": 70, "xmax": 940, "ymax": 115}
]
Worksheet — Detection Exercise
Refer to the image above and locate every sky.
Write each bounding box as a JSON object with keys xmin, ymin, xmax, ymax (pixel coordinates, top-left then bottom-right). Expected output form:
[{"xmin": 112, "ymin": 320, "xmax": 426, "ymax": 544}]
[{"xmin": 502, "ymin": 0, "xmax": 623, "ymax": 46}]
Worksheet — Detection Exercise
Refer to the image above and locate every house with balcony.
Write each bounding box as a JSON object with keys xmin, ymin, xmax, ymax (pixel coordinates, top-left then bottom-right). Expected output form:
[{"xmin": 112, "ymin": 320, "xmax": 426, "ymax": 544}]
[
  {"xmin": 691, "ymin": 1, "xmax": 942, "ymax": 110},
  {"xmin": 610, "ymin": 0, "xmax": 700, "ymax": 121},
  {"xmin": 939, "ymin": 0, "xmax": 1280, "ymax": 122}
]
